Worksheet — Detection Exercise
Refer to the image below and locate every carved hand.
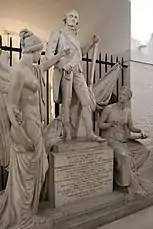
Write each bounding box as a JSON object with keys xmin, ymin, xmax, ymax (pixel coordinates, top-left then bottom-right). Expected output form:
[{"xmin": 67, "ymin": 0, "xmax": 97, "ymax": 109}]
[
  {"xmin": 120, "ymin": 137, "xmax": 127, "ymax": 143},
  {"xmin": 63, "ymin": 64, "xmax": 73, "ymax": 74},
  {"xmin": 92, "ymin": 35, "xmax": 100, "ymax": 44},
  {"xmin": 60, "ymin": 48, "xmax": 70, "ymax": 57},
  {"xmin": 110, "ymin": 120, "xmax": 119, "ymax": 127},
  {"xmin": 11, "ymin": 123, "xmax": 35, "ymax": 152},
  {"xmin": 13, "ymin": 107, "xmax": 23, "ymax": 124},
  {"xmin": 140, "ymin": 132, "xmax": 148, "ymax": 139}
]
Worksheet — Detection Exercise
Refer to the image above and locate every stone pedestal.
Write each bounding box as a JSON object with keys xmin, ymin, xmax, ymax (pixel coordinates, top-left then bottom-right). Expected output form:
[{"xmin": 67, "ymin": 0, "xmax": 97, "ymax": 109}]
[
  {"xmin": 48, "ymin": 139, "xmax": 114, "ymax": 208},
  {"xmin": 31, "ymin": 148, "xmax": 153, "ymax": 229}
]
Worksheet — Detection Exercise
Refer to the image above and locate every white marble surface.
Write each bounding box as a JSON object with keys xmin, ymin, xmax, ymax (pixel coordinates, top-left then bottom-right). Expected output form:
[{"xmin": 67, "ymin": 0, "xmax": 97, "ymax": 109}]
[{"xmin": 53, "ymin": 141, "xmax": 114, "ymax": 207}]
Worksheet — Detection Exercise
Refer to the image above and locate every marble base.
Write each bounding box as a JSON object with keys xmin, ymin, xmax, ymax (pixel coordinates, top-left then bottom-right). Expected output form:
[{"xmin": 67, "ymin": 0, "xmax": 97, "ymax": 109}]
[
  {"xmin": 8, "ymin": 146, "xmax": 153, "ymax": 229},
  {"xmin": 34, "ymin": 147, "xmax": 153, "ymax": 229},
  {"xmin": 48, "ymin": 139, "xmax": 114, "ymax": 208}
]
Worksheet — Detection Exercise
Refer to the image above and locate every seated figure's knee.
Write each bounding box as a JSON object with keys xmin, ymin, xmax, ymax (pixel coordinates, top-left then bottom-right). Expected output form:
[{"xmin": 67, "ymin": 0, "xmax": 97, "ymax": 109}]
[
  {"xmin": 120, "ymin": 152, "xmax": 129, "ymax": 160},
  {"xmin": 120, "ymin": 152, "xmax": 127, "ymax": 157},
  {"xmin": 115, "ymin": 150, "xmax": 130, "ymax": 163},
  {"xmin": 115, "ymin": 152, "xmax": 130, "ymax": 172},
  {"xmin": 121, "ymin": 154, "xmax": 132, "ymax": 170}
]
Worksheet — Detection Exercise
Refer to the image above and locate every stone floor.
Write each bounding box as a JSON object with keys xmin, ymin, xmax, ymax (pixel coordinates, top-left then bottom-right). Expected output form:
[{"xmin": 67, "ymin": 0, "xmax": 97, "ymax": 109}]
[{"xmin": 97, "ymin": 206, "xmax": 153, "ymax": 229}]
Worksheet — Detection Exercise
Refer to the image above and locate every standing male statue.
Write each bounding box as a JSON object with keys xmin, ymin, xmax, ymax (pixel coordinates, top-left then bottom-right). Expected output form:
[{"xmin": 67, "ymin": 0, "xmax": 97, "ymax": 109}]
[{"xmin": 45, "ymin": 9, "xmax": 105, "ymax": 142}]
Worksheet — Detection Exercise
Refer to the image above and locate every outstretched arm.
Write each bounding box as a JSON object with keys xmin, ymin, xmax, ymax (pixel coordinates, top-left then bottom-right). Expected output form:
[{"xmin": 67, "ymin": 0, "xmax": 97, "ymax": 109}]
[
  {"xmin": 81, "ymin": 40, "xmax": 94, "ymax": 57},
  {"xmin": 124, "ymin": 109, "xmax": 148, "ymax": 140},
  {"xmin": 81, "ymin": 35, "xmax": 99, "ymax": 57},
  {"xmin": 41, "ymin": 49, "xmax": 70, "ymax": 72}
]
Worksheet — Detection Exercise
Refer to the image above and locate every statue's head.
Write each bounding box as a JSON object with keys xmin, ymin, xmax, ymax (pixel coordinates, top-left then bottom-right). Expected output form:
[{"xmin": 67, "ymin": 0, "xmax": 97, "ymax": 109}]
[
  {"xmin": 119, "ymin": 86, "xmax": 132, "ymax": 103},
  {"xmin": 19, "ymin": 29, "xmax": 43, "ymax": 63},
  {"xmin": 63, "ymin": 9, "xmax": 79, "ymax": 28}
]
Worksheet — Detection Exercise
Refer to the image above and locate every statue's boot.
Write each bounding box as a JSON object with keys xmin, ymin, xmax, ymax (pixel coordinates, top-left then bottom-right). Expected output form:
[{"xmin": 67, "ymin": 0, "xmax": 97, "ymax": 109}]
[
  {"xmin": 87, "ymin": 133, "xmax": 106, "ymax": 143},
  {"xmin": 82, "ymin": 106, "xmax": 106, "ymax": 143}
]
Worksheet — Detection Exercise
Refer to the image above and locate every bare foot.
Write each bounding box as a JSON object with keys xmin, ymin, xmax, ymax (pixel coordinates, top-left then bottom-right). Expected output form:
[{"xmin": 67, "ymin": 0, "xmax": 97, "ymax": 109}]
[
  {"xmin": 127, "ymin": 186, "xmax": 148, "ymax": 198},
  {"xmin": 134, "ymin": 188, "xmax": 148, "ymax": 197}
]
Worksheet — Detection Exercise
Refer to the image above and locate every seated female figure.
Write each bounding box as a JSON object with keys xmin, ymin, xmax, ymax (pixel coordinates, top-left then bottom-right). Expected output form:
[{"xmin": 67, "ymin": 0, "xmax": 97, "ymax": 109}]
[{"xmin": 98, "ymin": 86, "xmax": 150, "ymax": 195}]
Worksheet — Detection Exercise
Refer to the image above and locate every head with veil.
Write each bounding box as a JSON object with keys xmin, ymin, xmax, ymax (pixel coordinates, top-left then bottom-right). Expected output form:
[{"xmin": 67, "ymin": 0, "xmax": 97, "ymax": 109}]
[{"xmin": 19, "ymin": 29, "xmax": 43, "ymax": 63}]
